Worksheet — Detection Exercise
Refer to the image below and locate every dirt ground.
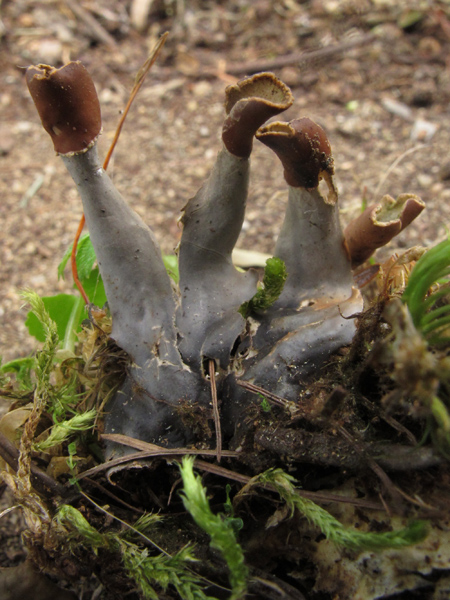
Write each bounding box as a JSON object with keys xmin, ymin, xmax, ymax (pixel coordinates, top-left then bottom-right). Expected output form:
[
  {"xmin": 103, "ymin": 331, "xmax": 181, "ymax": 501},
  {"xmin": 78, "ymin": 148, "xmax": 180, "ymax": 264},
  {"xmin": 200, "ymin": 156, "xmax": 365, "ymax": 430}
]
[
  {"xmin": 1, "ymin": 0, "xmax": 450, "ymax": 363},
  {"xmin": 1, "ymin": 1, "xmax": 450, "ymax": 598}
]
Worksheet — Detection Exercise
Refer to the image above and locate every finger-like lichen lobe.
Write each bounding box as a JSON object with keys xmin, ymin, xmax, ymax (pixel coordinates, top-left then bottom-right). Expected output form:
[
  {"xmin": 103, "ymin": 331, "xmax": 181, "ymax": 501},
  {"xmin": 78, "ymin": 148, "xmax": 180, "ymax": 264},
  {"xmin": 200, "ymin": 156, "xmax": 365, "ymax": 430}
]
[{"xmin": 26, "ymin": 61, "xmax": 101, "ymax": 155}]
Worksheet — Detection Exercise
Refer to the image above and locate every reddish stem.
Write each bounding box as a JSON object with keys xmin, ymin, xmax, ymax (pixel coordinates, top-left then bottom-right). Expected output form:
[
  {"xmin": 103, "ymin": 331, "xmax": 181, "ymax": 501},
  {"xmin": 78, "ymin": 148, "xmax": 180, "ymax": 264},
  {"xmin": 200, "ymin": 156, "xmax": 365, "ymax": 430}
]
[{"xmin": 71, "ymin": 213, "xmax": 89, "ymax": 304}]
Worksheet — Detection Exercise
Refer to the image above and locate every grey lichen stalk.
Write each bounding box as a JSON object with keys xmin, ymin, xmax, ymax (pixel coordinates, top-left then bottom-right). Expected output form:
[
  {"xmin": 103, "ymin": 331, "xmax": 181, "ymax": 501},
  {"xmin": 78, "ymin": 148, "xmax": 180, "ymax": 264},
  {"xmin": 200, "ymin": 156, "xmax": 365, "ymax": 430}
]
[
  {"xmin": 62, "ymin": 145, "xmax": 210, "ymax": 450},
  {"xmin": 223, "ymin": 120, "xmax": 364, "ymax": 418},
  {"xmin": 62, "ymin": 146, "xmax": 179, "ymax": 365},
  {"xmin": 177, "ymin": 73, "xmax": 293, "ymax": 371},
  {"xmin": 26, "ymin": 62, "xmax": 424, "ymax": 454},
  {"xmin": 177, "ymin": 147, "xmax": 258, "ymax": 371}
]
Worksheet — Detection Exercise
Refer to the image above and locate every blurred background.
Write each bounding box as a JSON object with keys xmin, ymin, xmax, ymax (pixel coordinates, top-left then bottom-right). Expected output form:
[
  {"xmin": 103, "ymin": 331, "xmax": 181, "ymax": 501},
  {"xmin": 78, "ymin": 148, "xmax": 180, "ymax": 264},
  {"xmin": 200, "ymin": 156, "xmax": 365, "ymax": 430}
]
[{"xmin": 0, "ymin": 0, "xmax": 449, "ymax": 361}]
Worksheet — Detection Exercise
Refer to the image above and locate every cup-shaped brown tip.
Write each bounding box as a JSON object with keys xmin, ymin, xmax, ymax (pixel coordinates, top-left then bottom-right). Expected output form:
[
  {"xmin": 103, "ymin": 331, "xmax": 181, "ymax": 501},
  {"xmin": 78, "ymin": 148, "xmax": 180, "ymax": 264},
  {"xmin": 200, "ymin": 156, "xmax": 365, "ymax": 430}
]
[
  {"xmin": 26, "ymin": 61, "xmax": 101, "ymax": 155},
  {"xmin": 344, "ymin": 193, "xmax": 425, "ymax": 267},
  {"xmin": 256, "ymin": 118, "xmax": 334, "ymax": 190},
  {"xmin": 221, "ymin": 72, "xmax": 294, "ymax": 158}
]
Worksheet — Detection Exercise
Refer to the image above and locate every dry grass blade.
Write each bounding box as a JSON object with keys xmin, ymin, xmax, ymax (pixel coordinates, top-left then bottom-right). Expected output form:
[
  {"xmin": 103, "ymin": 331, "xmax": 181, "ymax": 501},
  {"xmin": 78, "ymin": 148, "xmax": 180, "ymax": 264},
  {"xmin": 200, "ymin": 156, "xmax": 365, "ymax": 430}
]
[
  {"xmin": 103, "ymin": 31, "xmax": 169, "ymax": 170},
  {"xmin": 100, "ymin": 433, "xmax": 238, "ymax": 458},
  {"xmin": 374, "ymin": 144, "xmax": 427, "ymax": 199},
  {"xmin": 236, "ymin": 379, "xmax": 295, "ymax": 411},
  {"xmin": 77, "ymin": 439, "xmax": 384, "ymax": 510},
  {"xmin": 209, "ymin": 359, "xmax": 222, "ymax": 462},
  {"xmin": 224, "ymin": 33, "xmax": 375, "ymax": 75}
]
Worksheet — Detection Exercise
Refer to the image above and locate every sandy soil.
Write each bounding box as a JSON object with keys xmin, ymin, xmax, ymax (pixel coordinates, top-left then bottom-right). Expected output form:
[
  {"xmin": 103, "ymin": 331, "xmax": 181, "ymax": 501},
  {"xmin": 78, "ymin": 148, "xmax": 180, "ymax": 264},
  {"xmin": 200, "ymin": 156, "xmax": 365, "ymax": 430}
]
[{"xmin": 1, "ymin": 0, "xmax": 450, "ymax": 364}]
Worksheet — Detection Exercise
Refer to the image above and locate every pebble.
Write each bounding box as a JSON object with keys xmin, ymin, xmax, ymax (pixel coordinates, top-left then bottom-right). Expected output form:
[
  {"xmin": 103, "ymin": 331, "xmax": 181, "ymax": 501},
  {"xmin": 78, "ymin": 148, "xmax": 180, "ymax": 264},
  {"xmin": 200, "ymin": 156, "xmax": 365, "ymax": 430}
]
[
  {"xmin": 0, "ymin": 126, "xmax": 14, "ymax": 155},
  {"xmin": 336, "ymin": 118, "xmax": 363, "ymax": 139},
  {"xmin": 193, "ymin": 81, "xmax": 212, "ymax": 98},
  {"xmin": 381, "ymin": 97, "xmax": 413, "ymax": 121},
  {"xmin": 410, "ymin": 118, "xmax": 438, "ymax": 142},
  {"xmin": 98, "ymin": 88, "xmax": 116, "ymax": 104},
  {"xmin": 417, "ymin": 173, "xmax": 433, "ymax": 187},
  {"xmin": 15, "ymin": 121, "xmax": 33, "ymax": 133},
  {"xmin": 29, "ymin": 38, "xmax": 63, "ymax": 65},
  {"xmin": 439, "ymin": 162, "xmax": 450, "ymax": 181},
  {"xmin": 29, "ymin": 274, "xmax": 47, "ymax": 286},
  {"xmin": 418, "ymin": 36, "xmax": 441, "ymax": 59},
  {"xmin": 431, "ymin": 182, "xmax": 444, "ymax": 194}
]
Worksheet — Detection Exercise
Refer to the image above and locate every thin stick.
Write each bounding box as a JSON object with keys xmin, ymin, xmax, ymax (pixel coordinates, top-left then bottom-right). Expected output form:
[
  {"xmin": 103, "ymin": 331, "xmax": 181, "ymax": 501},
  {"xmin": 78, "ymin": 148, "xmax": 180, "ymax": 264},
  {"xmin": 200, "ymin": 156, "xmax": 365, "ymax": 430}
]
[
  {"xmin": 79, "ymin": 489, "xmax": 231, "ymax": 592},
  {"xmin": 102, "ymin": 31, "xmax": 169, "ymax": 172},
  {"xmin": 77, "ymin": 443, "xmax": 384, "ymax": 510},
  {"xmin": 0, "ymin": 431, "xmax": 67, "ymax": 498},
  {"xmin": 224, "ymin": 33, "xmax": 375, "ymax": 76},
  {"xmin": 71, "ymin": 32, "xmax": 169, "ymax": 304},
  {"xmin": 374, "ymin": 144, "xmax": 427, "ymax": 199},
  {"xmin": 236, "ymin": 379, "xmax": 294, "ymax": 411},
  {"xmin": 338, "ymin": 426, "xmax": 403, "ymax": 506},
  {"xmin": 0, "ymin": 505, "xmax": 20, "ymax": 520},
  {"xmin": 64, "ymin": 0, "xmax": 117, "ymax": 48},
  {"xmin": 83, "ymin": 476, "xmax": 144, "ymax": 514},
  {"xmin": 101, "ymin": 433, "xmax": 237, "ymax": 458},
  {"xmin": 209, "ymin": 359, "xmax": 222, "ymax": 462}
]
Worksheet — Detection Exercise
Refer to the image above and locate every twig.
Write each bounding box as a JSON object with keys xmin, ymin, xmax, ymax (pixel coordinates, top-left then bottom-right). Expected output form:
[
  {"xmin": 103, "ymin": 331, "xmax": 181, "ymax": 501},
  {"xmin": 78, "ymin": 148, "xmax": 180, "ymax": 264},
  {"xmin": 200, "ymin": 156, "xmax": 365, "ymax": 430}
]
[
  {"xmin": 360, "ymin": 395, "xmax": 417, "ymax": 444},
  {"xmin": 101, "ymin": 433, "xmax": 237, "ymax": 458},
  {"xmin": 0, "ymin": 431, "xmax": 66, "ymax": 498},
  {"xmin": 0, "ymin": 505, "xmax": 20, "ymax": 520},
  {"xmin": 19, "ymin": 173, "xmax": 44, "ymax": 208},
  {"xmin": 83, "ymin": 476, "xmax": 145, "ymax": 514},
  {"xmin": 223, "ymin": 33, "xmax": 375, "ymax": 76},
  {"xmin": 236, "ymin": 379, "xmax": 294, "ymax": 411},
  {"xmin": 64, "ymin": 0, "xmax": 117, "ymax": 48},
  {"xmin": 194, "ymin": 459, "xmax": 384, "ymax": 510},
  {"xmin": 77, "ymin": 439, "xmax": 384, "ymax": 510},
  {"xmin": 374, "ymin": 144, "xmax": 427, "ymax": 199},
  {"xmin": 209, "ymin": 359, "xmax": 222, "ymax": 462}
]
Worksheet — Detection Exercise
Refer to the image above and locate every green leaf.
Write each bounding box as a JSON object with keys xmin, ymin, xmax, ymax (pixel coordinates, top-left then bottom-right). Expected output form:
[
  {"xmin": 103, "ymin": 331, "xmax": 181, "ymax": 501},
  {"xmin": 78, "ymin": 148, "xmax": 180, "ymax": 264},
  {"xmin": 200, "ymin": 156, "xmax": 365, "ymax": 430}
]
[
  {"xmin": 162, "ymin": 255, "xmax": 179, "ymax": 284},
  {"xmin": 398, "ymin": 10, "xmax": 423, "ymax": 30},
  {"xmin": 59, "ymin": 231, "xmax": 177, "ymax": 288},
  {"xmin": 58, "ymin": 234, "xmax": 97, "ymax": 281},
  {"xmin": 0, "ymin": 356, "xmax": 35, "ymax": 374},
  {"xmin": 402, "ymin": 239, "xmax": 450, "ymax": 344},
  {"xmin": 25, "ymin": 294, "xmax": 81, "ymax": 343},
  {"xmin": 0, "ymin": 357, "xmax": 35, "ymax": 388},
  {"xmin": 81, "ymin": 267, "xmax": 107, "ymax": 308}
]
